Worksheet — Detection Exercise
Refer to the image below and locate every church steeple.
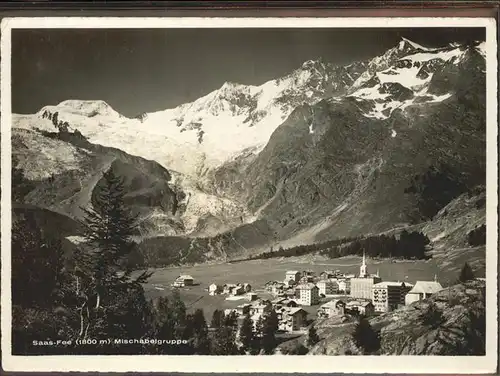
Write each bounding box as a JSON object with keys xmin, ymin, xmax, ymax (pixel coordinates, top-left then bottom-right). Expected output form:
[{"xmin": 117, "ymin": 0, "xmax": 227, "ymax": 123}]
[{"xmin": 359, "ymin": 250, "xmax": 368, "ymax": 278}]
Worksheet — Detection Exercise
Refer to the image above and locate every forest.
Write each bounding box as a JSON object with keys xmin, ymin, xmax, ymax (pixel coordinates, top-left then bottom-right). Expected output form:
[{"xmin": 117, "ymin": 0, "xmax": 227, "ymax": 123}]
[{"xmin": 248, "ymin": 230, "xmax": 431, "ymax": 261}]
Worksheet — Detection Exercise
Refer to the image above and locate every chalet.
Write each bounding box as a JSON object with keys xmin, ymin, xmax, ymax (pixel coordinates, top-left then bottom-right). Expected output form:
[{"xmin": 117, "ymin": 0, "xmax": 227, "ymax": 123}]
[
  {"xmin": 264, "ymin": 281, "xmax": 280, "ymax": 292},
  {"xmin": 208, "ymin": 283, "xmax": 222, "ymax": 296},
  {"xmin": 278, "ymin": 307, "xmax": 308, "ymax": 332},
  {"xmin": 318, "ymin": 299, "xmax": 346, "ymax": 318},
  {"xmin": 296, "ymin": 283, "xmax": 320, "ymax": 306},
  {"xmin": 236, "ymin": 303, "xmax": 251, "ymax": 316},
  {"xmin": 283, "ymin": 299, "xmax": 299, "ymax": 308},
  {"xmin": 247, "ymin": 293, "xmax": 258, "ymax": 301},
  {"xmin": 346, "ymin": 300, "xmax": 375, "ymax": 316},
  {"xmin": 271, "ymin": 297, "xmax": 287, "ymax": 307},
  {"xmin": 299, "ymin": 275, "xmax": 315, "ymax": 284},
  {"xmin": 250, "ymin": 299, "xmax": 272, "ymax": 316},
  {"xmin": 173, "ymin": 275, "xmax": 194, "ymax": 287},
  {"xmin": 320, "ymin": 271, "xmax": 336, "ymax": 280},
  {"xmin": 271, "ymin": 282, "xmax": 286, "ymax": 295},
  {"xmin": 230, "ymin": 285, "xmax": 245, "ymax": 296},
  {"xmin": 405, "ymin": 280, "xmax": 443, "ymax": 305},
  {"xmin": 223, "ymin": 283, "xmax": 237, "ymax": 294},
  {"xmin": 284, "ymin": 270, "xmax": 301, "ymax": 283},
  {"xmin": 243, "ymin": 283, "xmax": 252, "ymax": 293}
]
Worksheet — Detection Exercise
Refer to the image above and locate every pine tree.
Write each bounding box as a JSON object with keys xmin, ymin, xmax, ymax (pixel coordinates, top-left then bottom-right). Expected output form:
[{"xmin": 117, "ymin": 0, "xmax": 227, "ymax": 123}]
[
  {"xmin": 12, "ymin": 215, "xmax": 64, "ymax": 308},
  {"xmin": 223, "ymin": 310, "xmax": 238, "ymax": 328},
  {"xmin": 170, "ymin": 289, "xmax": 187, "ymax": 337},
  {"xmin": 306, "ymin": 325, "xmax": 320, "ymax": 348},
  {"xmin": 352, "ymin": 316, "xmax": 380, "ymax": 354},
  {"xmin": 210, "ymin": 309, "xmax": 224, "ymax": 329},
  {"xmin": 238, "ymin": 314, "xmax": 254, "ymax": 353},
  {"xmin": 75, "ymin": 168, "xmax": 152, "ymax": 344},
  {"xmin": 190, "ymin": 309, "xmax": 210, "ymax": 354},
  {"xmin": 458, "ymin": 262, "xmax": 475, "ymax": 283},
  {"xmin": 260, "ymin": 310, "xmax": 278, "ymax": 354},
  {"xmin": 211, "ymin": 326, "xmax": 238, "ymax": 355}
]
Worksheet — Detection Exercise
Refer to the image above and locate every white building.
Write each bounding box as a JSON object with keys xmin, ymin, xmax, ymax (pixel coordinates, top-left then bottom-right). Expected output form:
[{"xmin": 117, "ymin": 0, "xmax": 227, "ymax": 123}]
[
  {"xmin": 346, "ymin": 300, "xmax": 375, "ymax": 316},
  {"xmin": 284, "ymin": 270, "xmax": 301, "ymax": 283},
  {"xmin": 372, "ymin": 281, "xmax": 413, "ymax": 313},
  {"xmin": 318, "ymin": 299, "xmax": 346, "ymax": 318},
  {"xmin": 337, "ymin": 279, "xmax": 349, "ymax": 294},
  {"xmin": 350, "ymin": 252, "xmax": 381, "ymax": 300},
  {"xmin": 173, "ymin": 275, "xmax": 194, "ymax": 287},
  {"xmin": 296, "ymin": 283, "xmax": 320, "ymax": 306},
  {"xmin": 208, "ymin": 283, "xmax": 222, "ymax": 295},
  {"xmin": 250, "ymin": 299, "xmax": 273, "ymax": 316},
  {"xmin": 405, "ymin": 280, "xmax": 443, "ymax": 305},
  {"xmin": 316, "ymin": 279, "xmax": 339, "ymax": 296},
  {"xmin": 277, "ymin": 307, "xmax": 308, "ymax": 332}
]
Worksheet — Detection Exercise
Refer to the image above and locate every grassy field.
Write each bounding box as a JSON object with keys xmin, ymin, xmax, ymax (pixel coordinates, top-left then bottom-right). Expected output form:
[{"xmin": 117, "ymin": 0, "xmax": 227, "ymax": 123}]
[{"xmin": 140, "ymin": 255, "xmax": 448, "ymax": 322}]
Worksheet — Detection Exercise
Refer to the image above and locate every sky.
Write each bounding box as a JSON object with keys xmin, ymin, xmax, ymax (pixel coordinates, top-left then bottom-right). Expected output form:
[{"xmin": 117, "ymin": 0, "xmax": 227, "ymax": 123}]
[{"xmin": 12, "ymin": 27, "xmax": 485, "ymax": 117}]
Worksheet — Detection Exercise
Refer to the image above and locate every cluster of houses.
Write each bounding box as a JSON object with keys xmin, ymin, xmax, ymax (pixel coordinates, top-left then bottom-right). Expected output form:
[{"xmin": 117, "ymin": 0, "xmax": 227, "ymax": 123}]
[
  {"xmin": 209, "ymin": 282, "xmax": 254, "ymax": 298},
  {"xmin": 174, "ymin": 253, "xmax": 446, "ymax": 332},
  {"xmin": 224, "ymin": 297, "xmax": 309, "ymax": 333},
  {"xmin": 263, "ymin": 269, "xmax": 357, "ymax": 306},
  {"xmin": 316, "ymin": 252, "xmax": 444, "ymax": 319}
]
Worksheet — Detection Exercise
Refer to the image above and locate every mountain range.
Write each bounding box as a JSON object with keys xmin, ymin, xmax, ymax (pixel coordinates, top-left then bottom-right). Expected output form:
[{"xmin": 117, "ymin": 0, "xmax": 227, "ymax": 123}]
[{"xmin": 12, "ymin": 37, "xmax": 486, "ymax": 272}]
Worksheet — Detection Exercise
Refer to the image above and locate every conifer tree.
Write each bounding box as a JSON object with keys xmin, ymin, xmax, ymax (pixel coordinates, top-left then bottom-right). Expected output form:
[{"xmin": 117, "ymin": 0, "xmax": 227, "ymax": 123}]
[
  {"xmin": 170, "ymin": 289, "xmax": 187, "ymax": 337},
  {"xmin": 223, "ymin": 310, "xmax": 238, "ymax": 328},
  {"xmin": 210, "ymin": 309, "xmax": 224, "ymax": 329},
  {"xmin": 458, "ymin": 262, "xmax": 475, "ymax": 283},
  {"xmin": 189, "ymin": 309, "xmax": 210, "ymax": 354},
  {"xmin": 12, "ymin": 215, "xmax": 64, "ymax": 308},
  {"xmin": 75, "ymin": 168, "xmax": 151, "ymax": 343},
  {"xmin": 212, "ymin": 326, "xmax": 238, "ymax": 355},
  {"xmin": 352, "ymin": 316, "xmax": 380, "ymax": 354},
  {"xmin": 306, "ymin": 325, "xmax": 320, "ymax": 348},
  {"xmin": 260, "ymin": 310, "xmax": 278, "ymax": 354},
  {"xmin": 238, "ymin": 314, "xmax": 254, "ymax": 353}
]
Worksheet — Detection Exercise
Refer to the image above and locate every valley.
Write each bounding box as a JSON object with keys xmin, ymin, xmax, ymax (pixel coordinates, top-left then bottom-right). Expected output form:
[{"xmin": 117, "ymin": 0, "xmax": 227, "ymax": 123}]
[{"xmin": 139, "ymin": 255, "xmax": 445, "ymax": 321}]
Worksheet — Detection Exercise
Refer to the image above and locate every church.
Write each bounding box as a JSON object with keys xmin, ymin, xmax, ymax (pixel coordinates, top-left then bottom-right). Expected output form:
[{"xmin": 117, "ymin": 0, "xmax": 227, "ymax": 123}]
[{"xmin": 350, "ymin": 251, "xmax": 382, "ymax": 300}]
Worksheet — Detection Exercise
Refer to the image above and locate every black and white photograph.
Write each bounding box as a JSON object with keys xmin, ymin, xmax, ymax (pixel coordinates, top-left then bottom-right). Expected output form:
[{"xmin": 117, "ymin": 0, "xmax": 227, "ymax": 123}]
[{"xmin": 1, "ymin": 16, "xmax": 497, "ymax": 373}]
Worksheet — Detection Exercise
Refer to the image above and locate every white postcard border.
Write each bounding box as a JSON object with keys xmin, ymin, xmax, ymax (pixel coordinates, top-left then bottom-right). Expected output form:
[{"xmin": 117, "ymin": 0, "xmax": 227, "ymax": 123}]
[{"xmin": 1, "ymin": 16, "xmax": 497, "ymax": 373}]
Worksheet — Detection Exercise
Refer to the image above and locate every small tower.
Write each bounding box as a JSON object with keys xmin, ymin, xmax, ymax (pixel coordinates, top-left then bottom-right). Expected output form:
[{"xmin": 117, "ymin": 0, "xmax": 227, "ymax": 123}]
[{"xmin": 359, "ymin": 251, "xmax": 368, "ymax": 278}]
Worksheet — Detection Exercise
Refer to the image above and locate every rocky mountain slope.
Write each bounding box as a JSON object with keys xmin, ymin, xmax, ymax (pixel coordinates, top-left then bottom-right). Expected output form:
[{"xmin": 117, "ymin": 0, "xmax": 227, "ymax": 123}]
[
  {"xmin": 211, "ymin": 40, "xmax": 485, "ymax": 245},
  {"xmin": 12, "ymin": 127, "xmax": 186, "ymax": 237},
  {"xmin": 309, "ymin": 279, "xmax": 486, "ymax": 355},
  {"xmin": 11, "ymin": 38, "xmax": 487, "ymax": 267}
]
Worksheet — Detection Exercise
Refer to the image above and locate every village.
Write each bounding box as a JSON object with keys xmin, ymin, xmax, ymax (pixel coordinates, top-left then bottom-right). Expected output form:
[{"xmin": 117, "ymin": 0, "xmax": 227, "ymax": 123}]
[{"xmin": 170, "ymin": 252, "xmax": 446, "ymax": 335}]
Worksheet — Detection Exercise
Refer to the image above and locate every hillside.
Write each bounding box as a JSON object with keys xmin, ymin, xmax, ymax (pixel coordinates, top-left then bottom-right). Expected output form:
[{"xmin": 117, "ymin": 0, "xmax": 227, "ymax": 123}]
[
  {"xmin": 12, "ymin": 128, "xmax": 183, "ymax": 238},
  {"xmin": 211, "ymin": 42, "xmax": 485, "ymax": 247}
]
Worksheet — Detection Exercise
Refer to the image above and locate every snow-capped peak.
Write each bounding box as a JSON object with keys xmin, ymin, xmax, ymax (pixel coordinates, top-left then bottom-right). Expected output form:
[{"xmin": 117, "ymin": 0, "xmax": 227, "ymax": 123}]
[
  {"xmin": 39, "ymin": 99, "xmax": 124, "ymax": 119},
  {"xmin": 398, "ymin": 37, "xmax": 432, "ymax": 52}
]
